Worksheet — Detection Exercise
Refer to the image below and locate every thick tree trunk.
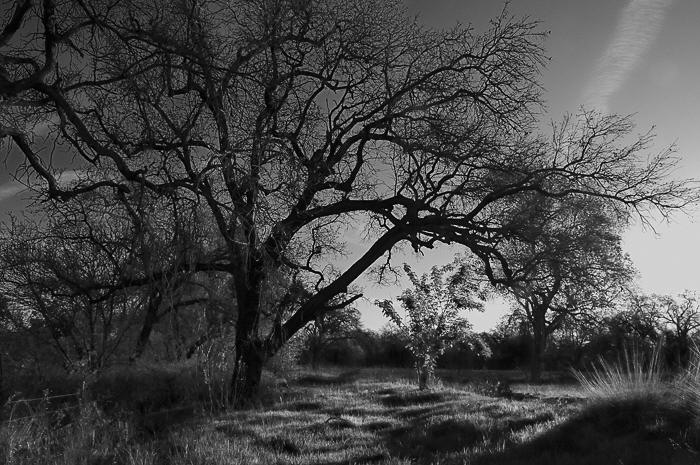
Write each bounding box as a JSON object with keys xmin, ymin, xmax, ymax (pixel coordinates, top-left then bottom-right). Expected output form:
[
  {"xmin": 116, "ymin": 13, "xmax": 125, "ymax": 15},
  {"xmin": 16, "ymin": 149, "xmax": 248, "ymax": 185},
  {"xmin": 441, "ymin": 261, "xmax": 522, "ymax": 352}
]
[
  {"xmin": 229, "ymin": 263, "xmax": 268, "ymax": 407},
  {"xmin": 230, "ymin": 339, "xmax": 266, "ymax": 407},
  {"xmin": 530, "ymin": 314, "xmax": 546, "ymax": 383}
]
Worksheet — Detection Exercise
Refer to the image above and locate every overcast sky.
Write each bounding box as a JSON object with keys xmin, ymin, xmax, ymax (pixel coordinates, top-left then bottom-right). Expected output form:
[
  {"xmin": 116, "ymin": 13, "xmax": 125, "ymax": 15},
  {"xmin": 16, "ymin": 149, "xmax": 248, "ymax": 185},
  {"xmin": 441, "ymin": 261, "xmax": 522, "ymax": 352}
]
[{"xmin": 1, "ymin": 0, "xmax": 699, "ymax": 331}]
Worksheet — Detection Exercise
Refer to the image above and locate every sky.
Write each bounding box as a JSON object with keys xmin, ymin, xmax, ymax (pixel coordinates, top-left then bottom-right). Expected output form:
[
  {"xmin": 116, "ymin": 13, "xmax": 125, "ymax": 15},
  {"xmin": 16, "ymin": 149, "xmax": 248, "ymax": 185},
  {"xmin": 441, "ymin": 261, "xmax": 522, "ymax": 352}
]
[
  {"xmin": 354, "ymin": 0, "xmax": 700, "ymax": 331},
  {"xmin": 2, "ymin": 0, "xmax": 700, "ymax": 332}
]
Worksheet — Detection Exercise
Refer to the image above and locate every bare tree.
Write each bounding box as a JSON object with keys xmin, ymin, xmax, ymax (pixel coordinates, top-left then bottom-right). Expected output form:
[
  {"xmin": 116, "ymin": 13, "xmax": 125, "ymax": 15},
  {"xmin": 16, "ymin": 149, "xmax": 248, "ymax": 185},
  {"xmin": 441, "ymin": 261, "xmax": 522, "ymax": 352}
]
[{"xmin": 0, "ymin": 0, "xmax": 696, "ymax": 403}]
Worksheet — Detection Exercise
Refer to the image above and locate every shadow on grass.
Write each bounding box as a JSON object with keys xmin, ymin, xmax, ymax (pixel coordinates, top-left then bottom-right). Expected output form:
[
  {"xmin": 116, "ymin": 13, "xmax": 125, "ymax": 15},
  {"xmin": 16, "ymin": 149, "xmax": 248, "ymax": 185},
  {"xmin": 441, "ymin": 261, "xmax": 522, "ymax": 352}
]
[
  {"xmin": 316, "ymin": 452, "xmax": 390, "ymax": 465},
  {"xmin": 297, "ymin": 370, "xmax": 362, "ymax": 386},
  {"xmin": 288, "ymin": 400, "xmax": 325, "ymax": 412},
  {"xmin": 394, "ymin": 404, "xmax": 456, "ymax": 421},
  {"xmin": 380, "ymin": 390, "xmax": 454, "ymax": 407},
  {"xmin": 363, "ymin": 420, "xmax": 395, "ymax": 432},
  {"xmin": 263, "ymin": 436, "xmax": 303, "ymax": 455},
  {"xmin": 471, "ymin": 397, "xmax": 700, "ymax": 465},
  {"xmin": 388, "ymin": 418, "xmax": 484, "ymax": 457}
]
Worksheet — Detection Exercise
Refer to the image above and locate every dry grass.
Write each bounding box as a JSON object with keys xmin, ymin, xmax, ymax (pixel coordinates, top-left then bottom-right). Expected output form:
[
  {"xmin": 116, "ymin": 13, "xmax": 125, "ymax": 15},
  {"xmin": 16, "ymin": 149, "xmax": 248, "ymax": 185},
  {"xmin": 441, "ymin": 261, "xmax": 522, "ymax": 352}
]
[
  {"xmin": 2, "ymin": 364, "xmax": 699, "ymax": 464},
  {"xmin": 573, "ymin": 343, "xmax": 667, "ymax": 402}
]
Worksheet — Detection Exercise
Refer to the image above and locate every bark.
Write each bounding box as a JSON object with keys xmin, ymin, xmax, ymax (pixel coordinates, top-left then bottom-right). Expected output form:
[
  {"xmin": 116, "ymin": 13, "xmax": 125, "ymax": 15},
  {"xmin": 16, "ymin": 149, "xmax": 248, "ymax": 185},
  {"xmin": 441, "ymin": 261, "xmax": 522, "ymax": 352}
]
[
  {"xmin": 416, "ymin": 356, "xmax": 435, "ymax": 391},
  {"xmin": 230, "ymin": 338, "xmax": 266, "ymax": 407},
  {"xmin": 530, "ymin": 311, "xmax": 547, "ymax": 383},
  {"xmin": 229, "ymin": 261, "xmax": 268, "ymax": 406}
]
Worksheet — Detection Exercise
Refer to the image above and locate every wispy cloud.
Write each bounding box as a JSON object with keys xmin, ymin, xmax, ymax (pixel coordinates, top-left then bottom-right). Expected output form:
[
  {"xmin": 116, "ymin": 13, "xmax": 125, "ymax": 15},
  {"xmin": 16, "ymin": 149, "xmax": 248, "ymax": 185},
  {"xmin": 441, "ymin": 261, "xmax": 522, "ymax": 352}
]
[{"xmin": 583, "ymin": 0, "xmax": 674, "ymax": 114}]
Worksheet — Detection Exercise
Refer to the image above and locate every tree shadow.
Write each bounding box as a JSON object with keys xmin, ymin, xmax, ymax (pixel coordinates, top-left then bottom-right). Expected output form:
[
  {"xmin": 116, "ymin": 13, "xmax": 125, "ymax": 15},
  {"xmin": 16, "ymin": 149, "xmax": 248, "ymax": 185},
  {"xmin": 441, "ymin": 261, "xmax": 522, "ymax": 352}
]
[
  {"xmin": 380, "ymin": 390, "xmax": 454, "ymax": 407},
  {"xmin": 387, "ymin": 418, "xmax": 484, "ymax": 457},
  {"xmin": 316, "ymin": 452, "xmax": 390, "ymax": 465},
  {"xmin": 297, "ymin": 370, "xmax": 361, "ymax": 386},
  {"xmin": 287, "ymin": 400, "xmax": 324, "ymax": 412},
  {"xmin": 470, "ymin": 397, "xmax": 699, "ymax": 465}
]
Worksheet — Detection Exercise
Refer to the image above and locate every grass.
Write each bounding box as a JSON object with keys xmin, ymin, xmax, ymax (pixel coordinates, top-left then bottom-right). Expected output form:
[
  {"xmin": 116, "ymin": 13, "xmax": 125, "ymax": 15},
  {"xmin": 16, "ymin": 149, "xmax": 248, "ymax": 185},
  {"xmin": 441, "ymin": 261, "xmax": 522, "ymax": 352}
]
[{"xmin": 2, "ymin": 363, "xmax": 700, "ymax": 464}]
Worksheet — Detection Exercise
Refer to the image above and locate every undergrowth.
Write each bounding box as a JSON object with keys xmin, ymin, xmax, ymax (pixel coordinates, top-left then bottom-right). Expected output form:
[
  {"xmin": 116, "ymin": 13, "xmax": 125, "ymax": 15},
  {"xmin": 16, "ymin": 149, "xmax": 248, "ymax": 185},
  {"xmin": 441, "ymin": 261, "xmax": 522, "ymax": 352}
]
[{"xmin": 2, "ymin": 355, "xmax": 700, "ymax": 465}]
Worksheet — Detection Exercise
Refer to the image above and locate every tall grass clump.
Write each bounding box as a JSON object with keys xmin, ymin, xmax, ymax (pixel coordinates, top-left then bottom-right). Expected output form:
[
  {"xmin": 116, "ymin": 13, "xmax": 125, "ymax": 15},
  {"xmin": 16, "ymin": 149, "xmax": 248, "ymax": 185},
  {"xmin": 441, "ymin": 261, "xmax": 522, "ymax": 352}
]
[
  {"xmin": 676, "ymin": 345, "xmax": 700, "ymax": 413},
  {"xmin": 573, "ymin": 342, "xmax": 667, "ymax": 401}
]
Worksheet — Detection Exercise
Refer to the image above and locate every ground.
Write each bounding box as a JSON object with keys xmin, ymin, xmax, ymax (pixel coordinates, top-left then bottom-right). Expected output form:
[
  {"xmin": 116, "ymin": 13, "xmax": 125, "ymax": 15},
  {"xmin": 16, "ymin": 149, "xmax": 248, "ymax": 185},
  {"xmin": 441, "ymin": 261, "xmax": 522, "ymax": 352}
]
[{"xmin": 2, "ymin": 367, "xmax": 699, "ymax": 464}]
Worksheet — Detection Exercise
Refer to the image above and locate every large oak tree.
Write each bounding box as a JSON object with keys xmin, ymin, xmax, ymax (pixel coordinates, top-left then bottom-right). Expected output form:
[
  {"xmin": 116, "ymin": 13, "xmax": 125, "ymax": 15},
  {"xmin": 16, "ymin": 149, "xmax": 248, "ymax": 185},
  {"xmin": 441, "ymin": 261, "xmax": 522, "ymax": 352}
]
[{"xmin": 0, "ymin": 0, "xmax": 696, "ymax": 402}]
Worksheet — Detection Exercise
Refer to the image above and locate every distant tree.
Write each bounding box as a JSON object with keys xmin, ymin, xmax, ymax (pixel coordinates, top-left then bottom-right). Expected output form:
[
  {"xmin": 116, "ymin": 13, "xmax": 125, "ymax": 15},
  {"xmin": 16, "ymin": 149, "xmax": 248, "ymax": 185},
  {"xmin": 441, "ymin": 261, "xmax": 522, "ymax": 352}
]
[
  {"xmin": 608, "ymin": 293, "xmax": 662, "ymax": 347},
  {"xmin": 1, "ymin": 0, "xmax": 696, "ymax": 403},
  {"xmin": 491, "ymin": 195, "xmax": 634, "ymax": 381},
  {"xmin": 657, "ymin": 292, "xmax": 700, "ymax": 368},
  {"xmin": 302, "ymin": 306, "xmax": 363, "ymax": 370},
  {"xmin": 376, "ymin": 261, "xmax": 487, "ymax": 389},
  {"xmin": 622, "ymin": 291, "xmax": 700, "ymax": 369}
]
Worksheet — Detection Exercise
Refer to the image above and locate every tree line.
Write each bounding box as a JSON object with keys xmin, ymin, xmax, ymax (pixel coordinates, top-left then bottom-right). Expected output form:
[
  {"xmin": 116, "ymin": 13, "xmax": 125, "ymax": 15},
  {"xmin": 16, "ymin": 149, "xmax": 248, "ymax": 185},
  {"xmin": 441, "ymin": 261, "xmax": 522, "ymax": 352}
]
[{"xmin": 302, "ymin": 285, "xmax": 700, "ymax": 386}]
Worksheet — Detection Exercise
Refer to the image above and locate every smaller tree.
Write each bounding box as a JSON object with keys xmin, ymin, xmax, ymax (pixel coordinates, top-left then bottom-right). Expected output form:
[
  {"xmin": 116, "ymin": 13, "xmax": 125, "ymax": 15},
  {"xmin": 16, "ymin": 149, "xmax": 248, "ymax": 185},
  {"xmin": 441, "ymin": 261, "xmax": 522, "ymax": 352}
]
[{"xmin": 376, "ymin": 261, "xmax": 486, "ymax": 390}]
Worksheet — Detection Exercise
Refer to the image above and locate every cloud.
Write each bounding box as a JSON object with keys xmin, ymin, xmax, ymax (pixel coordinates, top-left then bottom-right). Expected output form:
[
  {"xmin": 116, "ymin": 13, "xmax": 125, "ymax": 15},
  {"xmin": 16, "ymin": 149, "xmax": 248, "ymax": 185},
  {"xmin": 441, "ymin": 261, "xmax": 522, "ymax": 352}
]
[
  {"xmin": 583, "ymin": 0, "xmax": 674, "ymax": 114},
  {"xmin": 0, "ymin": 183, "xmax": 25, "ymax": 203},
  {"xmin": 0, "ymin": 170, "xmax": 83, "ymax": 204}
]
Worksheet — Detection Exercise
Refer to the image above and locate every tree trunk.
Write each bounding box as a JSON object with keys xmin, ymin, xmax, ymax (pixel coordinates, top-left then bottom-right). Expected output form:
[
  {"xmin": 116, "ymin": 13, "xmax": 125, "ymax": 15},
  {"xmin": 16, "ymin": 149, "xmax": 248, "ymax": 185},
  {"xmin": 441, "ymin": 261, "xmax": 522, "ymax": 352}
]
[
  {"xmin": 417, "ymin": 367, "xmax": 431, "ymax": 390},
  {"xmin": 130, "ymin": 290, "xmax": 162, "ymax": 361},
  {"xmin": 530, "ymin": 313, "xmax": 546, "ymax": 383},
  {"xmin": 416, "ymin": 357, "xmax": 434, "ymax": 390},
  {"xmin": 229, "ymin": 267, "xmax": 268, "ymax": 407},
  {"xmin": 230, "ymin": 339, "xmax": 266, "ymax": 407}
]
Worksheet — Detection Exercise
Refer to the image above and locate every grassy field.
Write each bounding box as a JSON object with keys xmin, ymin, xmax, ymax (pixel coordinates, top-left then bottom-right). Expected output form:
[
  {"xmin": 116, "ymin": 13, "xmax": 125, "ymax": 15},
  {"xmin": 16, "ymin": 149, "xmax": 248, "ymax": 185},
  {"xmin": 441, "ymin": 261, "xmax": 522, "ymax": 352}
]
[{"xmin": 2, "ymin": 366, "xmax": 700, "ymax": 464}]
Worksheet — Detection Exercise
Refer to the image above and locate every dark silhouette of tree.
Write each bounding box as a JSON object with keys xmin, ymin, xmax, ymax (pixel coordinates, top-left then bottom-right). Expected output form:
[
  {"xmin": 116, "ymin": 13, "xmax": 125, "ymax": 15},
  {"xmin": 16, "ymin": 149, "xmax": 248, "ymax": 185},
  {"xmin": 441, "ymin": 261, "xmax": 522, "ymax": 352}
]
[{"xmin": 0, "ymin": 0, "xmax": 696, "ymax": 403}]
